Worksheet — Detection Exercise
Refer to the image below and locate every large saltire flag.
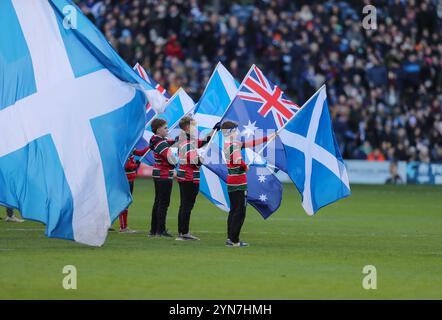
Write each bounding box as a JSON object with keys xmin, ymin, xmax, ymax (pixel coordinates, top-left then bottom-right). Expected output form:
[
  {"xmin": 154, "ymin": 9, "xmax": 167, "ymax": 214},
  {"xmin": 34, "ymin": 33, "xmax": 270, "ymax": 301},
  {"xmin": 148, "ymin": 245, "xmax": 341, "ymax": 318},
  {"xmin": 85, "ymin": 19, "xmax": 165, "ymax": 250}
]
[
  {"xmin": 195, "ymin": 63, "xmax": 282, "ymax": 218},
  {"xmin": 278, "ymin": 85, "xmax": 351, "ymax": 215},
  {"xmin": 220, "ymin": 64, "xmax": 300, "ymax": 172},
  {"xmin": 0, "ymin": 0, "xmax": 153, "ymax": 246}
]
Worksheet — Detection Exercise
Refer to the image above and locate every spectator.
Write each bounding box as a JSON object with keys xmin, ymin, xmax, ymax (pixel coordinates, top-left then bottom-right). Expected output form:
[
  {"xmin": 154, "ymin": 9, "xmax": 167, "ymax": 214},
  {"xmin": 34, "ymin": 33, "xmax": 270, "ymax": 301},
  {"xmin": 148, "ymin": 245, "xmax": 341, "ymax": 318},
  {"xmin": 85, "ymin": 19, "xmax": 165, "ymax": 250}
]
[
  {"xmin": 367, "ymin": 148, "xmax": 386, "ymax": 161},
  {"xmin": 74, "ymin": 0, "xmax": 442, "ymax": 162}
]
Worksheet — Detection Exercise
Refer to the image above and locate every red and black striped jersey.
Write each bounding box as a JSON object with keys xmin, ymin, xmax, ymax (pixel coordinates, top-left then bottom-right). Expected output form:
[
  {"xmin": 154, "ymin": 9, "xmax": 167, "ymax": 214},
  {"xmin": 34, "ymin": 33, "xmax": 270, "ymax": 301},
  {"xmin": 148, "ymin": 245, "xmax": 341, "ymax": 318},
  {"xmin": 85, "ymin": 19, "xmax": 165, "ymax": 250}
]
[
  {"xmin": 124, "ymin": 146, "xmax": 150, "ymax": 182},
  {"xmin": 177, "ymin": 134, "xmax": 210, "ymax": 184},
  {"xmin": 149, "ymin": 135, "xmax": 177, "ymax": 180},
  {"xmin": 223, "ymin": 136, "xmax": 268, "ymax": 192}
]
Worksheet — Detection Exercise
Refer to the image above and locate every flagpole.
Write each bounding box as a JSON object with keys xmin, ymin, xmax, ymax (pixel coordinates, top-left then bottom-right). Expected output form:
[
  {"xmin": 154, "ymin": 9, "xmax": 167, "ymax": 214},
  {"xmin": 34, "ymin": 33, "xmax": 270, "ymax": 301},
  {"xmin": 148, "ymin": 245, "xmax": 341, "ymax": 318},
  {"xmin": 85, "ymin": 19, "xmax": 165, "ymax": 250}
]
[{"xmin": 257, "ymin": 84, "xmax": 326, "ymax": 155}]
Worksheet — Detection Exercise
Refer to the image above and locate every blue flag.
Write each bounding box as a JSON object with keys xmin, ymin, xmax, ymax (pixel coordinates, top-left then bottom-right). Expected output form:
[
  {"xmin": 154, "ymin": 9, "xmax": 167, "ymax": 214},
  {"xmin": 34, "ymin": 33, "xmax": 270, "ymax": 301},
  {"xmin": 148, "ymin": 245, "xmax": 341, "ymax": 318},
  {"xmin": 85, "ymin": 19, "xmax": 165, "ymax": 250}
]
[
  {"xmin": 221, "ymin": 64, "xmax": 300, "ymax": 173},
  {"xmin": 202, "ymin": 132, "xmax": 282, "ymax": 219},
  {"xmin": 133, "ymin": 62, "xmax": 172, "ymax": 164},
  {"xmin": 195, "ymin": 63, "xmax": 283, "ymax": 218},
  {"xmin": 141, "ymin": 88, "xmax": 196, "ymax": 165},
  {"xmin": 0, "ymin": 0, "xmax": 151, "ymax": 246},
  {"xmin": 279, "ymin": 86, "xmax": 351, "ymax": 215},
  {"xmin": 194, "ymin": 62, "xmax": 240, "ymax": 132},
  {"xmin": 192, "ymin": 63, "xmax": 238, "ymax": 211}
]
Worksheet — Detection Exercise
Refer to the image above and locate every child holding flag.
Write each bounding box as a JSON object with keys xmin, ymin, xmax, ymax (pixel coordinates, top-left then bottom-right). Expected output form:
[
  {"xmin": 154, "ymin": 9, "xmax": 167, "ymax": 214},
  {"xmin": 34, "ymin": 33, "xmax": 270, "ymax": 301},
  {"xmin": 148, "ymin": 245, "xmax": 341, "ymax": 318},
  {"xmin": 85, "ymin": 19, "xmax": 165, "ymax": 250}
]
[
  {"xmin": 221, "ymin": 121, "xmax": 272, "ymax": 247},
  {"xmin": 148, "ymin": 118, "xmax": 178, "ymax": 237},
  {"xmin": 175, "ymin": 116, "xmax": 221, "ymax": 241},
  {"xmin": 119, "ymin": 144, "xmax": 150, "ymax": 233}
]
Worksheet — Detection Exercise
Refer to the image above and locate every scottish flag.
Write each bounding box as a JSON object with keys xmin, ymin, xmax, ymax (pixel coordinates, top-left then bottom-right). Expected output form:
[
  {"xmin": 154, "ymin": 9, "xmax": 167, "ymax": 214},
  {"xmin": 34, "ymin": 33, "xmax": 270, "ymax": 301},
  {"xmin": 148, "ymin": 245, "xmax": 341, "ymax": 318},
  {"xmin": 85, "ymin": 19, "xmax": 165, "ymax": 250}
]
[
  {"xmin": 193, "ymin": 63, "xmax": 235, "ymax": 213},
  {"xmin": 141, "ymin": 88, "xmax": 196, "ymax": 165},
  {"xmin": 221, "ymin": 65, "xmax": 300, "ymax": 173},
  {"xmin": 199, "ymin": 165, "xmax": 230, "ymax": 212},
  {"xmin": 279, "ymin": 86, "xmax": 351, "ymax": 215},
  {"xmin": 0, "ymin": 0, "xmax": 151, "ymax": 246},
  {"xmin": 194, "ymin": 62, "xmax": 239, "ymax": 132},
  {"xmin": 152, "ymin": 88, "xmax": 195, "ymax": 131}
]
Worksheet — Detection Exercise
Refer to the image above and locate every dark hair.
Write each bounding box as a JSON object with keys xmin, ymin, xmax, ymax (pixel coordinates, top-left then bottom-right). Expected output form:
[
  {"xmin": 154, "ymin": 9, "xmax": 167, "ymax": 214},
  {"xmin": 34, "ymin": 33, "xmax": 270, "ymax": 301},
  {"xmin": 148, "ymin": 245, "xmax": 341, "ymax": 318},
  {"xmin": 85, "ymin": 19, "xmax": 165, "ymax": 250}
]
[
  {"xmin": 179, "ymin": 115, "xmax": 194, "ymax": 130},
  {"xmin": 151, "ymin": 118, "xmax": 167, "ymax": 134},
  {"xmin": 221, "ymin": 121, "xmax": 238, "ymax": 130}
]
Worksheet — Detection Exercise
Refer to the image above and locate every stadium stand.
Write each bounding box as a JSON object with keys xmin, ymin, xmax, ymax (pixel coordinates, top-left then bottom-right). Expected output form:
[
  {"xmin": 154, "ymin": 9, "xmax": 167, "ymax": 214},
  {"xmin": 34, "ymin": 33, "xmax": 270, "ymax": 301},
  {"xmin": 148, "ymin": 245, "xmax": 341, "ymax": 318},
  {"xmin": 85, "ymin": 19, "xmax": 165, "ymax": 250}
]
[{"xmin": 75, "ymin": 0, "xmax": 442, "ymax": 162}]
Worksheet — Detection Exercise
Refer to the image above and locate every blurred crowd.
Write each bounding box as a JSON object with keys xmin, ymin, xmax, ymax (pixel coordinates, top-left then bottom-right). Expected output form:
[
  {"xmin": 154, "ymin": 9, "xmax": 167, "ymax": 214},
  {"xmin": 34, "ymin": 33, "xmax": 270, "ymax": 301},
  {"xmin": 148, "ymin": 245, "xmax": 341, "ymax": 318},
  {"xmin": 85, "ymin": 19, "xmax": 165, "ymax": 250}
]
[{"xmin": 75, "ymin": 0, "xmax": 442, "ymax": 162}]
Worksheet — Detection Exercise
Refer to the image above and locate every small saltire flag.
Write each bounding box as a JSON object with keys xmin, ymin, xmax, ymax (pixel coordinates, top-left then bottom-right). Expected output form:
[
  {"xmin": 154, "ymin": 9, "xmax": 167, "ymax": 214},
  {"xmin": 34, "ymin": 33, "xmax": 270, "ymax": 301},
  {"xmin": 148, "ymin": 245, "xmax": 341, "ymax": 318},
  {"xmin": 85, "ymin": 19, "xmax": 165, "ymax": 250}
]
[
  {"xmin": 193, "ymin": 62, "xmax": 239, "ymax": 132},
  {"xmin": 192, "ymin": 62, "xmax": 238, "ymax": 210},
  {"xmin": 0, "ymin": 0, "xmax": 150, "ymax": 246},
  {"xmin": 141, "ymin": 88, "xmax": 196, "ymax": 164},
  {"xmin": 220, "ymin": 64, "xmax": 300, "ymax": 173},
  {"xmin": 279, "ymin": 85, "xmax": 351, "ymax": 215},
  {"xmin": 150, "ymin": 88, "xmax": 195, "ymax": 132},
  {"xmin": 199, "ymin": 165, "xmax": 230, "ymax": 212}
]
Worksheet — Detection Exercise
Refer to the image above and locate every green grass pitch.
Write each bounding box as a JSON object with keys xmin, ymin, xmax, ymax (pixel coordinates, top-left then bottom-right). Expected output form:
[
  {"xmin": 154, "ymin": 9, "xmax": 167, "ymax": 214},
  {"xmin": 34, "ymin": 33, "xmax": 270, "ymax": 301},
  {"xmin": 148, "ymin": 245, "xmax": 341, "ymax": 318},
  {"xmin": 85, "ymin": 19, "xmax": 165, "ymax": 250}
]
[{"xmin": 0, "ymin": 180, "xmax": 441, "ymax": 299}]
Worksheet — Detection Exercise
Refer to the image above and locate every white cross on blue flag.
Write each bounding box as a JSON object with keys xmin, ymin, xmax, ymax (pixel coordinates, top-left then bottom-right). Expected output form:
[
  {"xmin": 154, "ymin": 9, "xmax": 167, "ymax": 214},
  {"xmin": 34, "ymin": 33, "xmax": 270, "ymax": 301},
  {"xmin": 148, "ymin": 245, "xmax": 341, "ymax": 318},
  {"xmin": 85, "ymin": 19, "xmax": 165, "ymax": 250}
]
[
  {"xmin": 279, "ymin": 85, "xmax": 351, "ymax": 215},
  {"xmin": 0, "ymin": 0, "xmax": 152, "ymax": 246}
]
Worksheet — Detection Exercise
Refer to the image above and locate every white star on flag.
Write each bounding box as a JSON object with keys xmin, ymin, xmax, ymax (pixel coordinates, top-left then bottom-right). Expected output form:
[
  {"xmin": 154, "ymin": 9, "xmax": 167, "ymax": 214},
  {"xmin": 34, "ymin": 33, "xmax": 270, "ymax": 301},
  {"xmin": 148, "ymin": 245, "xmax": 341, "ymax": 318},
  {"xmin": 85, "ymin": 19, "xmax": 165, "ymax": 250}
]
[
  {"xmin": 242, "ymin": 120, "xmax": 258, "ymax": 138},
  {"xmin": 259, "ymin": 194, "xmax": 268, "ymax": 202},
  {"xmin": 258, "ymin": 175, "xmax": 267, "ymax": 183}
]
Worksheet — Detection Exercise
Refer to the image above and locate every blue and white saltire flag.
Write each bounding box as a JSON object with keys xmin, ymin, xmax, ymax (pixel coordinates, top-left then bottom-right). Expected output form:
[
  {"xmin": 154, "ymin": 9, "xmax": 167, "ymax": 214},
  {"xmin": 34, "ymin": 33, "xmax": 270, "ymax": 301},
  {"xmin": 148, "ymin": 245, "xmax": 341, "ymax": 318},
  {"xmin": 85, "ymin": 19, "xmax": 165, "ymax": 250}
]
[
  {"xmin": 220, "ymin": 64, "xmax": 300, "ymax": 172},
  {"xmin": 133, "ymin": 62, "xmax": 170, "ymax": 123},
  {"xmin": 279, "ymin": 85, "xmax": 351, "ymax": 215},
  {"xmin": 141, "ymin": 88, "xmax": 196, "ymax": 164},
  {"xmin": 150, "ymin": 88, "xmax": 195, "ymax": 132},
  {"xmin": 193, "ymin": 63, "xmax": 238, "ymax": 212},
  {"xmin": 194, "ymin": 62, "xmax": 240, "ymax": 132},
  {"xmin": 0, "ymin": 0, "xmax": 152, "ymax": 246},
  {"xmin": 199, "ymin": 165, "xmax": 230, "ymax": 211}
]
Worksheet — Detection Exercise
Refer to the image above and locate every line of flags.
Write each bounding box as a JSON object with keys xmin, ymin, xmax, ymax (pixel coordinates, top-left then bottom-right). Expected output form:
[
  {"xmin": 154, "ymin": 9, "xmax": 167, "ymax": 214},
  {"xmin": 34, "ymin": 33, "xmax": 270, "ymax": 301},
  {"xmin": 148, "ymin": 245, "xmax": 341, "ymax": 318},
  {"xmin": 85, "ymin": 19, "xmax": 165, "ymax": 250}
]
[
  {"xmin": 135, "ymin": 61, "xmax": 351, "ymax": 218},
  {"xmin": 0, "ymin": 0, "xmax": 351, "ymax": 246}
]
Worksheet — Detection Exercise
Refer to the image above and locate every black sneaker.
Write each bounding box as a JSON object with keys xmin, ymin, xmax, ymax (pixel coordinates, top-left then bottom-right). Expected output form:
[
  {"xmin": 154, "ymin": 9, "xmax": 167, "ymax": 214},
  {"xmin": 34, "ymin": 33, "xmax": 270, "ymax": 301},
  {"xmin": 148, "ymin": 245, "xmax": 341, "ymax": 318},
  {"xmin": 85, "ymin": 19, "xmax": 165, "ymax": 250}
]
[
  {"xmin": 158, "ymin": 230, "xmax": 173, "ymax": 237},
  {"xmin": 147, "ymin": 231, "xmax": 157, "ymax": 238}
]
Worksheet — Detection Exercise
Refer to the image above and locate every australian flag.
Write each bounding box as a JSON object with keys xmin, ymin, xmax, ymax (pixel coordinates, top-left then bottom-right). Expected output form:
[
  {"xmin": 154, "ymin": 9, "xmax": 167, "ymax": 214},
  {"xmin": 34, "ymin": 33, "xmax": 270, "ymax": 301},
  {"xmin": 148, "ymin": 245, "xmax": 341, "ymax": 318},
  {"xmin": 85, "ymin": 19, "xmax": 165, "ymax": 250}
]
[
  {"xmin": 221, "ymin": 64, "xmax": 300, "ymax": 173},
  {"xmin": 202, "ymin": 132, "xmax": 282, "ymax": 219}
]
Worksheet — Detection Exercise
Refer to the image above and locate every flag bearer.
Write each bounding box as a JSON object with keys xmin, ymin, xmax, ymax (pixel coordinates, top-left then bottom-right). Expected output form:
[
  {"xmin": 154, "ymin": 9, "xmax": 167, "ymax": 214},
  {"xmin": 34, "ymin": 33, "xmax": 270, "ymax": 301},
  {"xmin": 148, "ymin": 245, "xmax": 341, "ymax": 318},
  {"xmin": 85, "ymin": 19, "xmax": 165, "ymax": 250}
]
[
  {"xmin": 175, "ymin": 116, "xmax": 221, "ymax": 241},
  {"xmin": 119, "ymin": 144, "xmax": 150, "ymax": 233},
  {"xmin": 148, "ymin": 118, "xmax": 178, "ymax": 237},
  {"xmin": 221, "ymin": 121, "xmax": 272, "ymax": 247}
]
